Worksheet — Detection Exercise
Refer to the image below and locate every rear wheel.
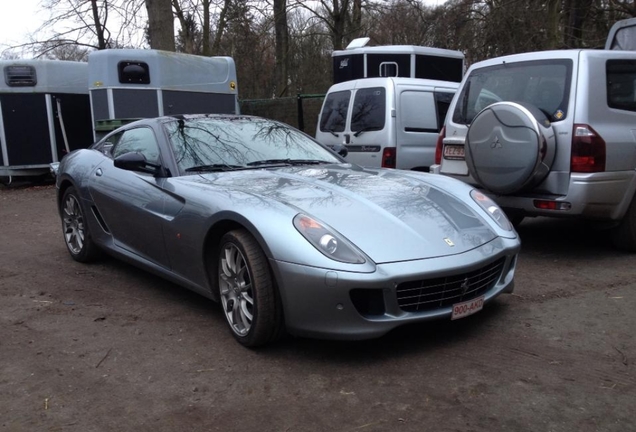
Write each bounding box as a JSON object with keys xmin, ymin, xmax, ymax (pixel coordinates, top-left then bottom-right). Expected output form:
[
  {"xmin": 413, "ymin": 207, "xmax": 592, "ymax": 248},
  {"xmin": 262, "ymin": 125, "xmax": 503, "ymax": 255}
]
[
  {"xmin": 611, "ymin": 195, "xmax": 636, "ymax": 252},
  {"xmin": 218, "ymin": 229, "xmax": 284, "ymax": 347},
  {"xmin": 61, "ymin": 187, "xmax": 100, "ymax": 262}
]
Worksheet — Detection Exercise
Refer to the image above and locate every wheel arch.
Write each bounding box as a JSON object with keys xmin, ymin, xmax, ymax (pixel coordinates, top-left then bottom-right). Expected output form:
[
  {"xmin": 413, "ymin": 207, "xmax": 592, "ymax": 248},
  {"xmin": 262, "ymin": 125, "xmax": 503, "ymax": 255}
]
[
  {"xmin": 57, "ymin": 177, "xmax": 77, "ymax": 215},
  {"xmin": 201, "ymin": 213, "xmax": 276, "ymax": 302}
]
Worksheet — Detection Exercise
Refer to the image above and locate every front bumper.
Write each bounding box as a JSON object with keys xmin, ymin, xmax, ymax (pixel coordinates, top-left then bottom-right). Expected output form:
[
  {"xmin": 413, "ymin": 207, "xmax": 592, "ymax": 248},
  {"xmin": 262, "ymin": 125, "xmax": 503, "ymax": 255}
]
[{"xmin": 271, "ymin": 237, "xmax": 520, "ymax": 340}]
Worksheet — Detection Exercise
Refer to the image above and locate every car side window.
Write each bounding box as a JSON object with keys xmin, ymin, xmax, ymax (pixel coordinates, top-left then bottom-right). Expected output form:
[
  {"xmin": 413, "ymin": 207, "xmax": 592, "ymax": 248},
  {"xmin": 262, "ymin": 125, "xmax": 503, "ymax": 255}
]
[
  {"xmin": 111, "ymin": 127, "xmax": 161, "ymax": 164},
  {"xmin": 98, "ymin": 131, "xmax": 124, "ymax": 156},
  {"xmin": 607, "ymin": 60, "xmax": 636, "ymax": 112}
]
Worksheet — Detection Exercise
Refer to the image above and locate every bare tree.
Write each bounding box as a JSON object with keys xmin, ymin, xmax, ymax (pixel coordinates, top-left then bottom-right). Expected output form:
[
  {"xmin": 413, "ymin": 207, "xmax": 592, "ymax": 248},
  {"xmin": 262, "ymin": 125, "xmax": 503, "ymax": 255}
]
[
  {"xmin": 7, "ymin": 0, "xmax": 147, "ymax": 58},
  {"xmin": 273, "ymin": 0, "xmax": 290, "ymax": 96},
  {"xmin": 146, "ymin": 0, "xmax": 176, "ymax": 50}
]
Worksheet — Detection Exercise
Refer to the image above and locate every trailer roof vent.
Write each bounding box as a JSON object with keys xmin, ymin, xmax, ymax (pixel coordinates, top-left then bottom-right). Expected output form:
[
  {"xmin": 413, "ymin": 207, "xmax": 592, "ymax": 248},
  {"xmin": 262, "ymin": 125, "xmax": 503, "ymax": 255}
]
[
  {"xmin": 4, "ymin": 65, "xmax": 37, "ymax": 87},
  {"xmin": 118, "ymin": 61, "xmax": 150, "ymax": 84}
]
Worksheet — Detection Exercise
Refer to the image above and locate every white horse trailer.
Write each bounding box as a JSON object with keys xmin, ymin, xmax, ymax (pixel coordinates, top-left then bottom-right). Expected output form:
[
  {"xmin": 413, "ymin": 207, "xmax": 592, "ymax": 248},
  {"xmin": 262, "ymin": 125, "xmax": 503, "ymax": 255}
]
[
  {"xmin": 0, "ymin": 60, "xmax": 92, "ymax": 179},
  {"xmin": 88, "ymin": 49, "xmax": 240, "ymax": 139},
  {"xmin": 332, "ymin": 38, "xmax": 465, "ymax": 84}
]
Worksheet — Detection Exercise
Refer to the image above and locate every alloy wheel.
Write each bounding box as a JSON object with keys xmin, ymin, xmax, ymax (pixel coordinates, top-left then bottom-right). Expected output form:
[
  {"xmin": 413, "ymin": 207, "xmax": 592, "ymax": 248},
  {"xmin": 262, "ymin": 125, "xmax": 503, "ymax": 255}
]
[
  {"xmin": 219, "ymin": 243, "xmax": 254, "ymax": 336},
  {"xmin": 63, "ymin": 194, "xmax": 85, "ymax": 255}
]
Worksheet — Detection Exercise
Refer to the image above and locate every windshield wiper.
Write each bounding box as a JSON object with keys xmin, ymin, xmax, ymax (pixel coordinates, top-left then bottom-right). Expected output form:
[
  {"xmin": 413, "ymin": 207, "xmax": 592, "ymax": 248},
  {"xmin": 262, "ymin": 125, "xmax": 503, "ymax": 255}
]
[
  {"xmin": 353, "ymin": 126, "xmax": 380, "ymax": 137},
  {"xmin": 325, "ymin": 128, "xmax": 340, "ymax": 137},
  {"xmin": 184, "ymin": 164, "xmax": 245, "ymax": 172},
  {"xmin": 246, "ymin": 159, "xmax": 331, "ymax": 167}
]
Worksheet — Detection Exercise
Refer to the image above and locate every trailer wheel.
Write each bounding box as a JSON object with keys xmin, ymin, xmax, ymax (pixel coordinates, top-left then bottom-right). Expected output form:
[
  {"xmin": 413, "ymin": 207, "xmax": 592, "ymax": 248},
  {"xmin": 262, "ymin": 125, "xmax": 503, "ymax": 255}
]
[{"xmin": 61, "ymin": 187, "xmax": 100, "ymax": 262}]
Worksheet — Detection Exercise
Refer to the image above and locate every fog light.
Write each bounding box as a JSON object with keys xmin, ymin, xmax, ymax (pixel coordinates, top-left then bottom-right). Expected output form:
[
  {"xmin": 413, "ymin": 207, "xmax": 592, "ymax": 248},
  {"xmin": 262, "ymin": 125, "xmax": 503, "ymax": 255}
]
[{"xmin": 533, "ymin": 200, "xmax": 571, "ymax": 211}]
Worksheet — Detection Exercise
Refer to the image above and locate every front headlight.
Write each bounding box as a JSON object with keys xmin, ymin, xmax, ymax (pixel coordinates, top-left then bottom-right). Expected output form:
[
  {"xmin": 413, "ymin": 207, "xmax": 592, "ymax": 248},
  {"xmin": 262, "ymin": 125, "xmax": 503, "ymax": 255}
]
[
  {"xmin": 293, "ymin": 214, "xmax": 366, "ymax": 264},
  {"xmin": 470, "ymin": 190, "xmax": 513, "ymax": 231}
]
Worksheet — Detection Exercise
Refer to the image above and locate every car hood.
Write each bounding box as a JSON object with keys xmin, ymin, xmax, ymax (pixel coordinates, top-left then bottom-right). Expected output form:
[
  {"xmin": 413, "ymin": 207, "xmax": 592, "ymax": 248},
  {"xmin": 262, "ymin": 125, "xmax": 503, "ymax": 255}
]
[{"xmin": 186, "ymin": 164, "xmax": 498, "ymax": 263}]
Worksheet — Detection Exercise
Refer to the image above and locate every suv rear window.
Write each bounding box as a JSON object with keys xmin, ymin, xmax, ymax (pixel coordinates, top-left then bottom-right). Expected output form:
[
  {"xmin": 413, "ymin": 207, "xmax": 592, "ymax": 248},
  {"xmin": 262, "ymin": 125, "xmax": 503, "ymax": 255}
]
[
  {"xmin": 319, "ymin": 90, "xmax": 350, "ymax": 133},
  {"xmin": 452, "ymin": 59, "xmax": 573, "ymax": 124},
  {"xmin": 607, "ymin": 60, "xmax": 636, "ymax": 112},
  {"xmin": 351, "ymin": 87, "xmax": 386, "ymax": 133}
]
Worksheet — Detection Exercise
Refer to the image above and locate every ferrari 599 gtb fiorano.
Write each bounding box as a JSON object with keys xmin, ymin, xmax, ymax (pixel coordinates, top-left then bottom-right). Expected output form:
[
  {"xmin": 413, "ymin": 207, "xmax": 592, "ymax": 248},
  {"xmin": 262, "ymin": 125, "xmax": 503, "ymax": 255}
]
[{"xmin": 54, "ymin": 115, "xmax": 520, "ymax": 347}]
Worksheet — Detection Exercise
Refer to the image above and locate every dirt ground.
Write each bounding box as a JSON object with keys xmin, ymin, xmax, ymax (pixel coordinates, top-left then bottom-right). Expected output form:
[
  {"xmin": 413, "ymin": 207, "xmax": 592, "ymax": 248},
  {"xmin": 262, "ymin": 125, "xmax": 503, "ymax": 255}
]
[{"xmin": 1, "ymin": 183, "xmax": 635, "ymax": 432}]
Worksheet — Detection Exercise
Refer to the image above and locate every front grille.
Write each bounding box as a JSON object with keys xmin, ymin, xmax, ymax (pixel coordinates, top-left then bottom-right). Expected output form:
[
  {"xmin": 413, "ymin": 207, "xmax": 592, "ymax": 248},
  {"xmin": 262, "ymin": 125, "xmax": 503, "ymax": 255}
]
[{"xmin": 396, "ymin": 258, "xmax": 505, "ymax": 312}]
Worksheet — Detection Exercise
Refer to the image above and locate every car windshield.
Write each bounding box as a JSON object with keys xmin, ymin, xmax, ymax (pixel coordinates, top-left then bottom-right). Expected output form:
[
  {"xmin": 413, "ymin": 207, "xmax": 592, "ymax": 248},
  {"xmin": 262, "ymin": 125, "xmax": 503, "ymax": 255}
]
[
  {"xmin": 164, "ymin": 117, "xmax": 341, "ymax": 173},
  {"xmin": 452, "ymin": 59, "xmax": 573, "ymax": 124}
]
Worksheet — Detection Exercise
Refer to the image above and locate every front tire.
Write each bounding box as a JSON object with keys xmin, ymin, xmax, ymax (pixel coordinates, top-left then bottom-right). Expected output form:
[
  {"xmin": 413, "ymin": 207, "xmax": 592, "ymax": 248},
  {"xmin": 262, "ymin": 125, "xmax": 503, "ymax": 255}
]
[
  {"xmin": 218, "ymin": 229, "xmax": 284, "ymax": 347},
  {"xmin": 61, "ymin": 187, "xmax": 100, "ymax": 262}
]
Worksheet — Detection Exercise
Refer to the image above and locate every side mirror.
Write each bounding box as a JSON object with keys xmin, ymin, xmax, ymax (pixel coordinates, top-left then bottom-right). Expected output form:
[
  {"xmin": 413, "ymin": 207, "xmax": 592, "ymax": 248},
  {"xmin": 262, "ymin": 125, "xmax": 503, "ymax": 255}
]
[
  {"xmin": 114, "ymin": 152, "xmax": 161, "ymax": 175},
  {"xmin": 328, "ymin": 143, "xmax": 348, "ymax": 158}
]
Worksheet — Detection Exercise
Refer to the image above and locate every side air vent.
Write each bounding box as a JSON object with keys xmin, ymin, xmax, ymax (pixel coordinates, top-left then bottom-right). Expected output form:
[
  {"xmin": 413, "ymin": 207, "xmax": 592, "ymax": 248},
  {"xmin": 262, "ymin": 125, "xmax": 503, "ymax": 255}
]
[{"xmin": 4, "ymin": 65, "xmax": 37, "ymax": 87}]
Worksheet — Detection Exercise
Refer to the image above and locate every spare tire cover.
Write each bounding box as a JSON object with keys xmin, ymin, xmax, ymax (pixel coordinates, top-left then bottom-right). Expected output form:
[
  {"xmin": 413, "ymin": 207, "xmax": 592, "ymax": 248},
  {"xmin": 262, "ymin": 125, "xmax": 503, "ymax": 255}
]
[{"xmin": 466, "ymin": 102, "xmax": 556, "ymax": 195}]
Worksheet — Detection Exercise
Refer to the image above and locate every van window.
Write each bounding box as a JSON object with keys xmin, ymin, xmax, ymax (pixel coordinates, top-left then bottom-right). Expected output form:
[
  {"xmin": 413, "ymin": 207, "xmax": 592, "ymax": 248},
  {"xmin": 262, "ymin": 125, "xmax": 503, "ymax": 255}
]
[
  {"xmin": 452, "ymin": 59, "xmax": 572, "ymax": 124},
  {"xmin": 351, "ymin": 87, "xmax": 386, "ymax": 133},
  {"xmin": 607, "ymin": 60, "xmax": 636, "ymax": 112},
  {"xmin": 434, "ymin": 91, "xmax": 454, "ymax": 131},
  {"xmin": 400, "ymin": 91, "xmax": 437, "ymax": 133},
  {"xmin": 319, "ymin": 90, "xmax": 351, "ymax": 132}
]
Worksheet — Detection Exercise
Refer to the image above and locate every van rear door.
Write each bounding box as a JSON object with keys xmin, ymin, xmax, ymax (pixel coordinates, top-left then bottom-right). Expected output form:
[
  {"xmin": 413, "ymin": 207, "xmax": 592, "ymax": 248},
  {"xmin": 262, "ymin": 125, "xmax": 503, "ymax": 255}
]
[
  {"xmin": 345, "ymin": 86, "xmax": 392, "ymax": 167},
  {"xmin": 316, "ymin": 89, "xmax": 351, "ymax": 151}
]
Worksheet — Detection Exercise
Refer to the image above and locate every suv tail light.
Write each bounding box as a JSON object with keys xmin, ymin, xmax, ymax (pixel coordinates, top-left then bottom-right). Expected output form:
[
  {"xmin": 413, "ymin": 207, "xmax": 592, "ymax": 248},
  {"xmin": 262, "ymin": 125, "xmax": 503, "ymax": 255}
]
[
  {"xmin": 382, "ymin": 147, "xmax": 396, "ymax": 168},
  {"xmin": 435, "ymin": 126, "xmax": 446, "ymax": 165},
  {"xmin": 571, "ymin": 124, "xmax": 606, "ymax": 172}
]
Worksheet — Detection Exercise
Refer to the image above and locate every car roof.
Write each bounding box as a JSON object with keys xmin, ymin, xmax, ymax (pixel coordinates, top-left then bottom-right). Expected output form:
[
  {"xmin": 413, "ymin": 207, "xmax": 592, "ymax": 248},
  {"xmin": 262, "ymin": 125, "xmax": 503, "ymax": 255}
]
[{"xmin": 467, "ymin": 49, "xmax": 636, "ymax": 73}]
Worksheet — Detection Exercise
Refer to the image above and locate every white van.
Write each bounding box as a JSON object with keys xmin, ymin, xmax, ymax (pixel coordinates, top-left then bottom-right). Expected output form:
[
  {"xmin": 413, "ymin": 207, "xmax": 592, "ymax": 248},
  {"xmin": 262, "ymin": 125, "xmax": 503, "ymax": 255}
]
[{"xmin": 315, "ymin": 77, "xmax": 458, "ymax": 171}]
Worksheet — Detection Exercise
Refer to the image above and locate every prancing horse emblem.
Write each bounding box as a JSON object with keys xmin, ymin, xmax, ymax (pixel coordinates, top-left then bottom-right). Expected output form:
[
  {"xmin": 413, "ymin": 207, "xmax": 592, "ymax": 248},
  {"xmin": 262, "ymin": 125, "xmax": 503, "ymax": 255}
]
[
  {"xmin": 460, "ymin": 277, "xmax": 470, "ymax": 295},
  {"xmin": 491, "ymin": 136, "xmax": 502, "ymax": 149}
]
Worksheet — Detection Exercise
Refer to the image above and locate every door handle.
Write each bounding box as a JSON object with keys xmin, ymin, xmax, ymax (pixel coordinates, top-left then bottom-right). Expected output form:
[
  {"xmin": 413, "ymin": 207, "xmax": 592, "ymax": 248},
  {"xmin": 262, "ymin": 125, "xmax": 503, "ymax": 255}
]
[{"xmin": 95, "ymin": 168, "xmax": 103, "ymax": 177}]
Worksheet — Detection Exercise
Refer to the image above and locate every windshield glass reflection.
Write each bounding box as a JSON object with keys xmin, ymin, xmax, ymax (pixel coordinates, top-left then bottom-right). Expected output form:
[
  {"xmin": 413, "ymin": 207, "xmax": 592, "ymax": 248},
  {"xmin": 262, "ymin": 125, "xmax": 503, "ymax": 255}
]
[{"xmin": 163, "ymin": 116, "xmax": 341, "ymax": 173}]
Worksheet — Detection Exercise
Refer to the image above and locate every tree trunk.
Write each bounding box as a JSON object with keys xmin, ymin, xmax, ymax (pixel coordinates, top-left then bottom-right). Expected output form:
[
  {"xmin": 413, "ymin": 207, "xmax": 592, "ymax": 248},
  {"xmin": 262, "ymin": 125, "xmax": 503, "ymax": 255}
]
[
  {"xmin": 203, "ymin": 0, "xmax": 211, "ymax": 56},
  {"xmin": 90, "ymin": 0, "xmax": 107, "ymax": 49},
  {"xmin": 350, "ymin": 0, "xmax": 362, "ymax": 40},
  {"xmin": 546, "ymin": 0, "xmax": 562, "ymax": 49},
  {"xmin": 146, "ymin": 0, "xmax": 175, "ymax": 51},
  {"xmin": 330, "ymin": 0, "xmax": 347, "ymax": 50},
  {"xmin": 172, "ymin": 0, "xmax": 192, "ymax": 53},
  {"xmin": 274, "ymin": 0, "xmax": 289, "ymax": 96},
  {"xmin": 212, "ymin": 0, "xmax": 232, "ymax": 55}
]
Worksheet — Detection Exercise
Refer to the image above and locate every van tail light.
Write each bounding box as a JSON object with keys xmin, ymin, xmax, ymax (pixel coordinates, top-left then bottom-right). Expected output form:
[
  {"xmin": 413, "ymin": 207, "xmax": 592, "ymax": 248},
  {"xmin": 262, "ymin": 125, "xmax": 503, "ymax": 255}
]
[
  {"xmin": 571, "ymin": 124, "xmax": 606, "ymax": 173},
  {"xmin": 435, "ymin": 126, "xmax": 445, "ymax": 165},
  {"xmin": 382, "ymin": 147, "xmax": 396, "ymax": 168}
]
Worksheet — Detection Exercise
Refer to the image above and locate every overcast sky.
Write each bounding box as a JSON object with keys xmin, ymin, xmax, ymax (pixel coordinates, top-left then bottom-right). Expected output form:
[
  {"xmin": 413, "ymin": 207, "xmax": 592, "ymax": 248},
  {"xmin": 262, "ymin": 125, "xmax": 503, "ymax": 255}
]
[
  {"xmin": 0, "ymin": 0, "xmax": 46, "ymax": 51},
  {"xmin": 0, "ymin": 0, "xmax": 448, "ymax": 57}
]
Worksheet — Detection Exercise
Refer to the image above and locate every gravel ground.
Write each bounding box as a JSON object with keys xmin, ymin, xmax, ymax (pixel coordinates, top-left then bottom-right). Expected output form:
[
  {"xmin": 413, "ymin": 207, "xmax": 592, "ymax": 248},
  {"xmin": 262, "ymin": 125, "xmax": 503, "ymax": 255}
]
[{"xmin": 1, "ymin": 183, "xmax": 635, "ymax": 432}]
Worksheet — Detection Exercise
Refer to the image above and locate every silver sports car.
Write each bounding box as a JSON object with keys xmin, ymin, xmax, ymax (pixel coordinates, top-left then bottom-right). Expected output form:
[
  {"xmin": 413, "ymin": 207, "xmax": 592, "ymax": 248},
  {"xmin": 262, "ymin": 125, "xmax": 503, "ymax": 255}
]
[{"xmin": 54, "ymin": 115, "xmax": 520, "ymax": 347}]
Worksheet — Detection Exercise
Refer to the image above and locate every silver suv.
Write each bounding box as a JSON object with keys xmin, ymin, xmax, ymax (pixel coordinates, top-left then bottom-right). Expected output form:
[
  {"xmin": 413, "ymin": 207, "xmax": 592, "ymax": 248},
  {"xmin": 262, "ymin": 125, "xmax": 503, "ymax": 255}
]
[{"xmin": 431, "ymin": 46, "xmax": 636, "ymax": 250}]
